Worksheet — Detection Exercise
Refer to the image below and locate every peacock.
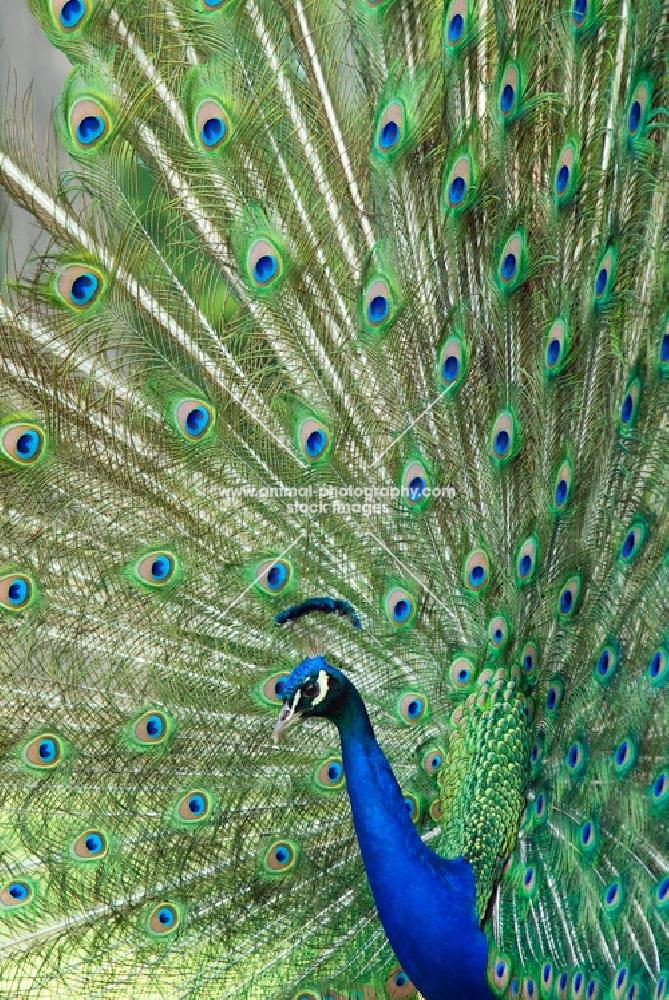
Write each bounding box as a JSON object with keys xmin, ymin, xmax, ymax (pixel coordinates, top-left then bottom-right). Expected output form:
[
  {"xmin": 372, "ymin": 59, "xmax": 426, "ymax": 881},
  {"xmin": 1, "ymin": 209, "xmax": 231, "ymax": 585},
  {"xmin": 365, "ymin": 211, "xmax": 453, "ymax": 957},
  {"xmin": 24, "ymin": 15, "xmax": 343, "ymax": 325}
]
[{"xmin": 0, "ymin": 0, "xmax": 667, "ymax": 997}]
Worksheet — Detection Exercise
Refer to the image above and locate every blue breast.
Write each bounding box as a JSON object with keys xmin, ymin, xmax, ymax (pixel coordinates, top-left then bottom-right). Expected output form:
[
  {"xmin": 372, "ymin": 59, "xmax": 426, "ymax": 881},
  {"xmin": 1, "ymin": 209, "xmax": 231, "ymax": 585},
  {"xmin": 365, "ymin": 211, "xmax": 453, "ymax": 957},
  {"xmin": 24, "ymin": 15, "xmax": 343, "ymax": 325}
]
[{"xmin": 338, "ymin": 698, "xmax": 494, "ymax": 1000}]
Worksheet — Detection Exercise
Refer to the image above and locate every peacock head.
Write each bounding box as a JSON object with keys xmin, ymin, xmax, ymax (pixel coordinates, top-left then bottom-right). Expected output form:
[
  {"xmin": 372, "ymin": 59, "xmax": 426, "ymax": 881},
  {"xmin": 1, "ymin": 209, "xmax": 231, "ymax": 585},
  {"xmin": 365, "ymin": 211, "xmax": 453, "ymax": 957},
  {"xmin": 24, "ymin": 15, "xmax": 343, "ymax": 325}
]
[{"xmin": 273, "ymin": 655, "xmax": 347, "ymax": 741}]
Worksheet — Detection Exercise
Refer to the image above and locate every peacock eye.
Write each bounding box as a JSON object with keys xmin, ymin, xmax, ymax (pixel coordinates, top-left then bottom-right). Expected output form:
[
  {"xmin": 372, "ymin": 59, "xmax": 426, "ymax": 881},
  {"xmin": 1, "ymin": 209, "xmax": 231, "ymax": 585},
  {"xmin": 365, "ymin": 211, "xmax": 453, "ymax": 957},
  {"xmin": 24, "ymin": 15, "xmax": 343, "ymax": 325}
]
[{"xmin": 302, "ymin": 681, "xmax": 319, "ymax": 699}]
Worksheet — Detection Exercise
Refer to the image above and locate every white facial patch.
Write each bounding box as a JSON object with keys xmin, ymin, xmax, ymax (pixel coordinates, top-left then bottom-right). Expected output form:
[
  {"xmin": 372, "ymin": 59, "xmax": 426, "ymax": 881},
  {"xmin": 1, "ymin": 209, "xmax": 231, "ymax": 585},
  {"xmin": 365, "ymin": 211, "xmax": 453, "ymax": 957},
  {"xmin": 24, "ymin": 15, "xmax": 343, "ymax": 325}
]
[{"xmin": 310, "ymin": 669, "xmax": 329, "ymax": 707}]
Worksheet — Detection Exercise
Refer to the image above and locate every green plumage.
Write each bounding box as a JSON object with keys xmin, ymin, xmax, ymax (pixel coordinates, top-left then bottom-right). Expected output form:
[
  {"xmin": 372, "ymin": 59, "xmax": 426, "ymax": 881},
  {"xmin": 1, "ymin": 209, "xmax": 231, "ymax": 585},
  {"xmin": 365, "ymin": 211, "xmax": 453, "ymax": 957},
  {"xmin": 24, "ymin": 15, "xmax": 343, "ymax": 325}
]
[{"xmin": 0, "ymin": 0, "xmax": 667, "ymax": 997}]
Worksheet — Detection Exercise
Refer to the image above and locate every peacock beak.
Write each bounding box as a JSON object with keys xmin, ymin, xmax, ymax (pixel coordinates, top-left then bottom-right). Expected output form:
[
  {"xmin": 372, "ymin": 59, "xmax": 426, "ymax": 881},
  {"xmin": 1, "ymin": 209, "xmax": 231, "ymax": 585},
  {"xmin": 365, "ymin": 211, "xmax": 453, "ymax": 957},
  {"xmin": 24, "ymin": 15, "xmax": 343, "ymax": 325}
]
[{"xmin": 273, "ymin": 691, "xmax": 302, "ymax": 743}]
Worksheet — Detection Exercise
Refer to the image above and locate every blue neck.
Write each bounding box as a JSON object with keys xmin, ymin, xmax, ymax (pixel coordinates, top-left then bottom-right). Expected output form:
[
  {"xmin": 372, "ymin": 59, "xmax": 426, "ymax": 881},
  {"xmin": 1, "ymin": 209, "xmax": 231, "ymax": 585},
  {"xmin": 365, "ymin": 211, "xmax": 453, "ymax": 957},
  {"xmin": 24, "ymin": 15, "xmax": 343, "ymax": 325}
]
[{"xmin": 331, "ymin": 682, "xmax": 494, "ymax": 1000}]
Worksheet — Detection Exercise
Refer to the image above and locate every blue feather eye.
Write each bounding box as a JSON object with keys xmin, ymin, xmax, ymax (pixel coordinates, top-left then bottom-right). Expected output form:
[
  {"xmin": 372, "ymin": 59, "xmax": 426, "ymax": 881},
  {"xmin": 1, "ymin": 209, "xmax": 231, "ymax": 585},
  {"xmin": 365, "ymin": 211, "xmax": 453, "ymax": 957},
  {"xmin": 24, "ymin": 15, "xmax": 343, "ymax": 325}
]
[
  {"xmin": 450, "ymin": 656, "xmax": 475, "ymax": 691},
  {"xmin": 255, "ymin": 558, "xmax": 292, "ymax": 595},
  {"xmin": 21, "ymin": 734, "xmax": 65, "ymax": 770},
  {"xmin": 490, "ymin": 411, "xmax": 517, "ymax": 463},
  {"xmin": 546, "ymin": 677, "xmax": 564, "ymax": 716},
  {"xmin": 651, "ymin": 770, "xmax": 667, "ymax": 808},
  {"xmin": 558, "ymin": 574, "xmax": 581, "ymax": 617},
  {"xmin": 578, "ymin": 818, "xmax": 597, "ymax": 852},
  {"xmin": 516, "ymin": 535, "xmax": 538, "ymax": 585},
  {"xmin": 375, "ymin": 101, "xmax": 405, "ymax": 156},
  {"xmin": 566, "ymin": 739, "xmax": 586, "ymax": 776},
  {"xmin": 298, "ymin": 417, "xmax": 330, "ymax": 462},
  {"xmin": 611, "ymin": 966, "xmax": 631, "ymax": 1000},
  {"xmin": 619, "ymin": 519, "xmax": 646, "ymax": 563},
  {"xmin": 554, "ymin": 142, "xmax": 578, "ymax": 202},
  {"xmin": 386, "ymin": 967, "xmax": 416, "ymax": 998},
  {"xmin": 398, "ymin": 692, "xmax": 428, "ymax": 724},
  {"xmin": 385, "ymin": 587, "xmax": 416, "ymax": 627},
  {"xmin": 442, "ymin": 154, "xmax": 474, "ymax": 213},
  {"xmin": 402, "ymin": 461, "xmax": 430, "ymax": 508},
  {"xmin": 619, "ymin": 376, "xmax": 641, "ymax": 431},
  {"xmin": 200, "ymin": 0, "xmax": 228, "ymax": 8},
  {"xmin": 136, "ymin": 551, "xmax": 177, "ymax": 587},
  {"xmin": 602, "ymin": 879, "xmax": 624, "ymax": 916},
  {"xmin": 263, "ymin": 840, "xmax": 298, "ymax": 875},
  {"xmin": 260, "ymin": 671, "xmax": 291, "ymax": 705},
  {"xmin": 56, "ymin": 264, "xmax": 104, "ymax": 310},
  {"xmin": 571, "ymin": 0, "xmax": 588, "ymax": 26},
  {"xmin": 55, "ymin": 0, "xmax": 89, "ymax": 31},
  {"xmin": 444, "ymin": 0, "xmax": 469, "ymax": 51},
  {"xmin": 174, "ymin": 789, "xmax": 212, "ymax": 824},
  {"xmin": 0, "ymin": 881, "xmax": 34, "ymax": 909},
  {"xmin": 463, "ymin": 548, "xmax": 490, "ymax": 593},
  {"xmin": 497, "ymin": 232, "xmax": 525, "ymax": 292},
  {"xmin": 521, "ymin": 642, "xmax": 538, "ymax": 682},
  {"xmin": 174, "ymin": 400, "xmax": 215, "ymax": 441},
  {"xmin": 403, "ymin": 793, "xmax": 420, "ymax": 823},
  {"xmin": 248, "ymin": 239, "xmax": 282, "ymax": 289},
  {"xmin": 648, "ymin": 647, "xmax": 667, "ymax": 686},
  {"xmin": 147, "ymin": 902, "xmax": 181, "ymax": 936},
  {"xmin": 72, "ymin": 829, "xmax": 108, "ymax": 861},
  {"xmin": 488, "ymin": 614, "xmax": 509, "ymax": 650},
  {"xmin": 490, "ymin": 955, "xmax": 512, "ymax": 992},
  {"xmin": 364, "ymin": 278, "xmax": 394, "ymax": 331},
  {"xmin": 70, "ymin": 99, "xmax": 111, "ymax": 150},
  {"xmin": 438, "ymin": 334, "xmax": 466, "ymax": 391},
  {"xmin": 0, "ymin": 572, "xmax": 36, "ymax": 612},
  {"xmin": 499, "ymin": 64, "xmax": 520, "ymax": 120},
  {"xmin": 315, "ymin": 756, "xmax": 345, "ymax": 790},
  {"xmin": 627, "ymin": 80, "xmax": 651, "ymax": 142},
  {"xmin": 545, "ymin": 318, "xmax": 569, "ymax": 374},
  {"xmin": 422, "ymin": 746, "xmax": 445, "ymax": 774},
  {"xmin": 552, "ymin": 458, "xmax": 573, "ymax": 513},
  {"xmin": 195, "ymin": 101, "xmax": 230, "ymax": 151},
  {"xmin": 656, "ymin": 876, "xmax": 669, "ymax": 911},
  {"xmin": 613, "ymin": 736, "xmax": 636, "ymax": 776},
  {"xmin": 594, "ymin": 643, "xmax": 619, "ymax": 685},
  {"xmin": 0, "ymin": 422, "xmax": 47, "ymax": 466},
  {"xmin": 594, "ymin": 248, "xmax": 615, "ymax": 305},
  {"xmin": 661, "ymin": 316, "xmax": 669, "ymax": 373}
]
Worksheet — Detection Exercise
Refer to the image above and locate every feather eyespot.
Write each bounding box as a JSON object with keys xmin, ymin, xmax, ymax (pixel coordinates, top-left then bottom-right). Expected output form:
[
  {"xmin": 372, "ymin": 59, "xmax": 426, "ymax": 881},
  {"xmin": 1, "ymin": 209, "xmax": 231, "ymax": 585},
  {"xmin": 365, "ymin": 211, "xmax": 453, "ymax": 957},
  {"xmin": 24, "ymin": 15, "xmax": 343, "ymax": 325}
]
[
  {"xmin": 656, "ymin": 876, "xmax": 669, "ymax": 910},
  {"xmin": 594, "ymin": 248, "xmax": 615, "ymax": 305},
  {"xmin": 315, "ymin": 756, "xmax": 345, "ymax": 790},
  {"xmin": 375, "ymin": 102, "xmax": 405, "ymax": 156},
  {"xmin": 566, "ymin": 739, "xmax": 586, "ymax": 776},
  {"xmin": 387, "ymin": 968, "xmax": 416, "ymax": 998},
  {"xmin": 450, "ymin": 657, "xmax": 475, "ymax": 690},
  {"xmin": 402, "ymin": 461, "xmax": 430, "ymax": 508},
  {"xmin": 521, "ymin": 865, "xmax": 537, "ymax": 896},
  {"xmin": 195, "ymin": 101, "xmax": 230, "ymax": 151},
  {"xmin": 619, "ymin": 519, "xmax": 646, "ymax": 563},
  {"xmin": 545, "ymin": 318, "xmax": 569, "ymax": 374},
  {"xmin": 72, "ymin": 830, "xmax": 108, "ymax": 861},
  {"xmin": 135, "ymin": 711, "xmax": 168, "ymax": 745},
  {"xmin": 497, "ymin": 233, "xmax": 525, "ymax": 291},
  {"xmin": 558, "ymin": 575, "xmax": 581, "ymax": 617},
  {"xmin": 248, "ymin": 239, "xmax": 282, "ymax": 289},
  {"xmin": 627, "ymin": 81, "xmax": 651, "ymax": 141},
  {"xmin": 403, "ymin": 793, "xmax": 420, "ymax": 823},
  {"xmin": 499, "ymin": 64, "xmax": 520, "ymax": 119},
  {"xmin": 490, "ymin": 411, "xmax": 516, "ymax": 462},
  {"xmin": 594, "ymin": 643, "xmax": 619, "ymax": 685},
  {"xmin": 572, "ymin": 0, "xmax": 588, "ymax": 27},
  {"xmin": 602, "ymin": 880, "xmax": 623, "ymax": 915},
  {"xmin": 572, "ymin": 972, "xmax": 586, "ymax": 998},
  {"xmin": 444, "ymin": 0, "xmax": 468, "ymax": 50},
  {"xmin": 464, "ymin": 548, "xmax": 489, "ymax": 593},
  {"xmin": 70, "ymin": 99, "xmax": 111, "ymax": 150},
  {"xmin": 660, "ymin": 316, "xmax": 669, "ymax": 373},
  {"xmin": 579, "ymin": 819, "xmax": 597, "ymax": 852},
  {"xmin": 554, "ymin": 142, "xmax": 578, "ymax": 202},
  {"xmin": 261, "ymin": 672, "xmax": 290, "ymax": 705},
  {"xmin": 0, "ymin": 423, "xmax": 46, "ymax": 466},
  {"xmin": 651, "ymin": 770, "xmax": 667, "ymax": 808},
  {"xmin": 647, "ymin": 647, "xmax": 667, "ymax": 686},
  {"xmin": 521, "ymin": 642, "xmax": 538, "ymax": 681},
  {"xmin": 490, "ymin": 955, "xmax": 511, "ymax": 992},
  {"xmin": 0, "ymin": 881, "xmax": 34, "ymax": 909},
  {"xmin": 541, "ymin": 964, "xmax": 554, "ymax": 993},
  {"xmin": 556, "ymin": 972, "xmax": 570, "ymax": 999},
  {"xmin": 516, "ymin": 535, "xmax": 538, "ymax": 585},
  {"xmin": 174, "ymin": 790, "xmax": 212, "ymax": 823},
  {"xmin": 655, "ymin": 976, "xmax": 667, "ymax": 1000},
  {"xmin": 385, "ymin": 588, "xmax": 415, "ymax": 627},
  {"xmin": 200, "ymin": 0, "xmax": 228, "ymax": 8},
  {"xmin": 438, "ymin": 335, "xmax": 465, "ymax": 389},
  {"xmin": 429, "ymin": 798, "xmax": 442, "ymax": 821},
  {"xmin": 299, "ymin": 418, "xmax": 330, "ymax": 461},
  {"xmin": 619, "ymin": 377, "xmax": 641, "ymax": 431},
  {"xmin": 398, "ymin": 692, "xmax": 427, "ymax": 724},
  {"xmin": 255, "ymin": 559, "xmax": 292, "ymax": 595},
  {"xmin": 488, "ymin": 615, "xmax": 509, "ymax": 650},
  {"xmin": 364, "ymin": 278, "xmax": 394, "ymax": 330},
  {"xmin": 264, "ymin": 840, "xmax": 298, "ymax": 874},
  {"xmin": 442, "ymin": 155, "xmax": 473, "ymax": 212},
  {"xmin": 21, "ymin": 734, "xmax": 64, "ymax": 770},
  {"xmin": 54, "ymin": 0, "xmax": 89, "ymax": 31},
  {"xmin": 613, "ymin": 737, "xmax": 636, "ymax": 776},
  {"xmin": 553, "ymin": 458, "xmax": 572, "ymax": 512},
  {"xmin": 422, "ymin": 746, "xmax": 444, "ymax": 774},
  {"xmin": 57, "ymin": 264, "xmax": 103, "ymax": 310},
  {"xmin": 147, "ymin": 902, "xmax": 180, "ymax": 936},
  {"xmin": 136, "ymin": 551, "xmax": 177, "ymax": 587},
  {"xmin": 175, "ymin": 400, "xmax": 214, "ymax": 441},
  {"xmin": 546, "ymin": 677, "xmax": 564, "ymax": 716},
  {"xmin": 0, "ymin": 572, "xmax": 35, "ymax": 612}
]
